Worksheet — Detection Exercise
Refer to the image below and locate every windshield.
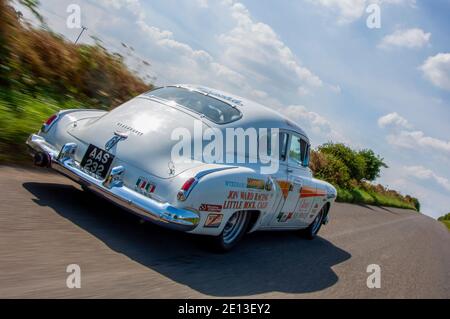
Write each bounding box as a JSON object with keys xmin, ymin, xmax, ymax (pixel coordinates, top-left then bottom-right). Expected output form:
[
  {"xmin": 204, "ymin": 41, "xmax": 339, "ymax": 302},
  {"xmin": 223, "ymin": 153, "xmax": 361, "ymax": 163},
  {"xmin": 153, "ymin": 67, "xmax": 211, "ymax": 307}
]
[{"xmin": 145, "ymin": 87, "xmax": 242, "ymax": 124}]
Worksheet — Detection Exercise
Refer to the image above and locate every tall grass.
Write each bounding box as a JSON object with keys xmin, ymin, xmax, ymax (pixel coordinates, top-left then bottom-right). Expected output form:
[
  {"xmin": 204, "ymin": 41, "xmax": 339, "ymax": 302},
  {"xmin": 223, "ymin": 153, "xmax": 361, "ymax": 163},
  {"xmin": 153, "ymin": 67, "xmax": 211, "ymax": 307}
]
[
  {"xmin": 0, "ymin": 90, "xmax": 82, "ymax": 162},
  {"xmin": 0, "ymin": 0, "xmax": 152, "ymax": 163}
]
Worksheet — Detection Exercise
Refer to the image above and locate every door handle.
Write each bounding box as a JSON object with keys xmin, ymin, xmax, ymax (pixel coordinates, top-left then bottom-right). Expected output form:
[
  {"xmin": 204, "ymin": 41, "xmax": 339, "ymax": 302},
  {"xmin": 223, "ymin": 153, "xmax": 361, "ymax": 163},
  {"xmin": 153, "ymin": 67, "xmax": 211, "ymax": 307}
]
[{"xmin": 287, "ymin": 168, "xmax": 293, "ymax": 173}]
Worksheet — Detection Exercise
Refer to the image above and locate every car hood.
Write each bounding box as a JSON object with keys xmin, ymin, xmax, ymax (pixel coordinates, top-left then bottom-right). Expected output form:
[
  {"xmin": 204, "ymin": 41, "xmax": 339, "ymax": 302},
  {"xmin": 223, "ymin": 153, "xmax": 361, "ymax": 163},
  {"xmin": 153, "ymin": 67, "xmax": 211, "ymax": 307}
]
[{"xmin": 68, "ymin": 96, "xmax": 208, "ymax": 178}]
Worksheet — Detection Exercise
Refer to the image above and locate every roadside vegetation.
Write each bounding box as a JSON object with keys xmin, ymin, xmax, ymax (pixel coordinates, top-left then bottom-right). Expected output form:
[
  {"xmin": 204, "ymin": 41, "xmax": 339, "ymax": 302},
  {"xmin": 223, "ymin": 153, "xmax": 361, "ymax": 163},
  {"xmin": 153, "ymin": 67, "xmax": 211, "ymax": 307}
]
[
  {"xmin": 310, "ymin": 143, "xmax": 420, "ymax": 211},
  {"xmin": 0, "ymin": 0, "xmax": 152, "ymax": 162},
  {"xmin": 438, "ymin": 213, "xmax": 450, "ymax": 231},
  {"xmin": 0, "ymin": 1, "xmax": 420, "ymax": 211}
]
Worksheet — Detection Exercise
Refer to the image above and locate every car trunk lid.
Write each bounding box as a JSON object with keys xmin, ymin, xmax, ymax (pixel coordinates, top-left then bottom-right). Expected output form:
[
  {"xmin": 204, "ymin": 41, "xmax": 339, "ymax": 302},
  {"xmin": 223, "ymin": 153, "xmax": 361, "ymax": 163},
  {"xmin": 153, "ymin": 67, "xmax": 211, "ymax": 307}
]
[{"xmin": 67, "ymin": 97, "xmax": 207, "ymax": 179}]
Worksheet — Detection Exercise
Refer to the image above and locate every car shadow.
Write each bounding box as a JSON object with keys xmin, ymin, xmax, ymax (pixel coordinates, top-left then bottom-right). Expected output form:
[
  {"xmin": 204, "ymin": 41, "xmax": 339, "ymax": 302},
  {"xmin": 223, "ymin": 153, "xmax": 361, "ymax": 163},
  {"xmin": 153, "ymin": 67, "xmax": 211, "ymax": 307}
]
[{"xmin": 23, "ymin": 181, "xmax": 352, "ymax": 297}]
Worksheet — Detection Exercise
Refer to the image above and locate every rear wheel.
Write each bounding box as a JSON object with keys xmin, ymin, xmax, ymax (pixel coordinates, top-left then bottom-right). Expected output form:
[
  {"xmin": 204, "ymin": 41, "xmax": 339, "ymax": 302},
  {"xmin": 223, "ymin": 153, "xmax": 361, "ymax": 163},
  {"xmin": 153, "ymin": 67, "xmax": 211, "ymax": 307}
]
[
  {"xmin": 210, "ymin": 211, "xmax": 251, "ymax": 252},
  {"xmin": 298, "ymin": 205, "xmax": 327, "ymax": 240}
]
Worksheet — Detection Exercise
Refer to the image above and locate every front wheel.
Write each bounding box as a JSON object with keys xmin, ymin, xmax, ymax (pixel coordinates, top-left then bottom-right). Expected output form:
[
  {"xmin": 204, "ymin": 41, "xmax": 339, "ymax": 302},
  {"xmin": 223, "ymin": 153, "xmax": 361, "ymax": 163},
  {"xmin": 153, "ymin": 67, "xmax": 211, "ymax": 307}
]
[
  {"xmin": 210, "ymin": 211, "xmax": 251, "ymax": 252},
  {"xmin": 298, "ymin": 205, "xmax": 327, "ymax": 240}
]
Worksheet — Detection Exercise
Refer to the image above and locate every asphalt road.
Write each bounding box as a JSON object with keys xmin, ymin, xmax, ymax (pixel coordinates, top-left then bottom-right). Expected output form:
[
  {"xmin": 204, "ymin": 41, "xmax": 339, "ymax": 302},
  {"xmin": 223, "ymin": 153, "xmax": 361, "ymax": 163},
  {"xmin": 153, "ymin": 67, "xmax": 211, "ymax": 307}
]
[{"xmin": 0, "ymin": 165, "xmax": 449, "ymax": 298}]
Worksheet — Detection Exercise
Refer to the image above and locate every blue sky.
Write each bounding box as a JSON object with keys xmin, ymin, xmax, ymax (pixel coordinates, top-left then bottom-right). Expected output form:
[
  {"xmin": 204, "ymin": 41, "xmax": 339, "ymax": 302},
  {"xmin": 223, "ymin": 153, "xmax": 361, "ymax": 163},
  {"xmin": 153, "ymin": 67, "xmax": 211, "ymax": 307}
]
[{"xmin": 23, "ymin": 0, "xmax": 450, "ymax": 218}]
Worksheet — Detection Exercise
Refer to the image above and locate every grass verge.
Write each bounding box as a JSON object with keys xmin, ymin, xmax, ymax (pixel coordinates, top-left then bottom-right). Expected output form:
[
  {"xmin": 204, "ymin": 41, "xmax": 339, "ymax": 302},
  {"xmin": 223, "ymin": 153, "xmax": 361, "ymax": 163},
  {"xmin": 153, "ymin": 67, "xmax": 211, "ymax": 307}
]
[
  {"xmin": 0, "ymin": 90, "xmax": 84, "ymax": 163},
  {"xmin": 440, "ymin": 220, "xmax": 450, "ymax": 231},
  {"xmin": 336, "ymin": 186, "xmax": 417, "ymax": 210}
]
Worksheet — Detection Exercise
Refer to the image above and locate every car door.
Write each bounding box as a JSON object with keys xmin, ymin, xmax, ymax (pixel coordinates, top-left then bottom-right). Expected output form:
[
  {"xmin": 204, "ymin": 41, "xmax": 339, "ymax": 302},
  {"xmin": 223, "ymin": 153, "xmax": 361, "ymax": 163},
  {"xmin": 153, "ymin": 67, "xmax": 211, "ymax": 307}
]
[
  {"xmin": 291, "ymin": 136, "xmax": 317, "ymax": 227},
  {"xmin": 269, "ymin": 132, "xmax": 311, "ymax": 226},
  {"xmin": 260, "ymin": 131, "xmax": 289, "ymax": 226}
]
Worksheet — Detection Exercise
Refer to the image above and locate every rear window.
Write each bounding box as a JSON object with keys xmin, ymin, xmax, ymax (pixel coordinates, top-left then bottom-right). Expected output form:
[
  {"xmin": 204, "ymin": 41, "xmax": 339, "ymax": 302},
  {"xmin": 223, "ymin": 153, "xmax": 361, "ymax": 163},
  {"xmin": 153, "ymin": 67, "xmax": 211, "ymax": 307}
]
[{"xmin": 145, "ymin": 87, "xmax": 242, "ymax": 124}]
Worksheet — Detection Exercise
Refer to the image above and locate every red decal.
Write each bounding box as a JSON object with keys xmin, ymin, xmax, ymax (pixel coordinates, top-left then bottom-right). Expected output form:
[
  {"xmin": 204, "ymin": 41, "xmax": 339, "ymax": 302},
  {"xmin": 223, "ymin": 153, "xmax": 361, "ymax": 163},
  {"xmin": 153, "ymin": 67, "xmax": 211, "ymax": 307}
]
[{"xmin": 199, "ymin": 204, "xmax": 222, "ymax": 212}]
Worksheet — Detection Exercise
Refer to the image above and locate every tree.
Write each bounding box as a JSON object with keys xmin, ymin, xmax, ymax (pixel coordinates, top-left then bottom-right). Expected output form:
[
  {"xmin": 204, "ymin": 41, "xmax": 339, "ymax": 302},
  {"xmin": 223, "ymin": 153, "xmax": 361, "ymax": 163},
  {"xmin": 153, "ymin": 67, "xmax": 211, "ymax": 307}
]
[
  {"xmin": 318, "ymin": 143, "xmax": 366, "ymax": 182},
  {"xmin": 358, "ymin": 149, "xmax": 388, "ymax": 181}
]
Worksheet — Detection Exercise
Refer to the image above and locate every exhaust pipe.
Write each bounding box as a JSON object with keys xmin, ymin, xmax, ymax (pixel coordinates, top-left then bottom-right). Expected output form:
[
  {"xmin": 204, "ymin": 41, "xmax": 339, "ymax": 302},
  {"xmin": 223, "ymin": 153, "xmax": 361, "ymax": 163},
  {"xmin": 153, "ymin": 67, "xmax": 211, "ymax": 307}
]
[{"xmin": 34, "ymin": 152, "xmax": 51, "ymax": 167}]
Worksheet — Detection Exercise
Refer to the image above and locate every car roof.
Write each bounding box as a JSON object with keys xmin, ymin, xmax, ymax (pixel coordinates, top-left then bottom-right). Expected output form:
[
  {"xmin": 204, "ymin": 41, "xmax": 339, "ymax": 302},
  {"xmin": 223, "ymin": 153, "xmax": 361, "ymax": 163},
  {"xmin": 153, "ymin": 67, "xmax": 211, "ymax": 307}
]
[{"xmin": 170, "ymin": 84, "xmax": 309, "ymax": 142}]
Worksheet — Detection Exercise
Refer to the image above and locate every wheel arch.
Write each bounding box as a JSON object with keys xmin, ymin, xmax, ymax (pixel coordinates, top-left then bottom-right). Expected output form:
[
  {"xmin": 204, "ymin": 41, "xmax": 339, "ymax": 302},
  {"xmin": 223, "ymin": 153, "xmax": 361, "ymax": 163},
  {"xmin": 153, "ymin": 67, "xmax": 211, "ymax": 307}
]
[{"xmin": 244, "ymin": 210, "xmax": 262, "ymax": 233}]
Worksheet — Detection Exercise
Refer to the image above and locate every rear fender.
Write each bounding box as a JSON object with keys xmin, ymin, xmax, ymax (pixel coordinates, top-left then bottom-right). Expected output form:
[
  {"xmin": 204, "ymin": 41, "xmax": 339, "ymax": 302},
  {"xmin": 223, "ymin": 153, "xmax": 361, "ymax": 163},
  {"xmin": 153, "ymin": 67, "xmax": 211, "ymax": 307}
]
[{"xmin": 180, "ymin": 167, "xmax": 276, "ymax": 235}]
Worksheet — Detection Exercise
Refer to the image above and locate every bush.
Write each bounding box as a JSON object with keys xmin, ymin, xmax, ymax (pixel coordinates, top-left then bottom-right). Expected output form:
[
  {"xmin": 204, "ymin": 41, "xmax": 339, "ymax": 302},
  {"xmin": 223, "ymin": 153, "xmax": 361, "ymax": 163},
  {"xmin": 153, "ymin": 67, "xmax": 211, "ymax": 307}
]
[
  {"xmin": 310, "ymin": 144, "xmax": 420, "ymax": 211},
  {"xmin": 319, "ymin": 143, "xmax": 367, "ymax": 182},
  {"xmin": 310, "ymin": 150, "xmax": 351, "ymax": 188},
  {"xmin": 0, "ymin": 0, "xmax": 153, "ymax": 163},
  {"xmin": 358, "ymin": 149, "xmax": 388, "ymax": 181},
  {"xmin": 0, "ymin": 0, "xmax": 152, "ymax": 109}
]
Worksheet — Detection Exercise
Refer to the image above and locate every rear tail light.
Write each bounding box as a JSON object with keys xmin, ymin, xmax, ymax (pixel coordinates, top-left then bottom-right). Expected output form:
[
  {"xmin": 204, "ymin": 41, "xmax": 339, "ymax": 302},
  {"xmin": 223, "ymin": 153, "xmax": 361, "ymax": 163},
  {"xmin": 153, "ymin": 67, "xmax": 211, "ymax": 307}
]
[
  {"xmin": 45, "ymin": 114, "xmax": 58, "ymax": 125},
  {"xmin": 41, "ymin": 113, "xmax": 59, "ymax": 133},
  {"xmin": 177, "ymin": 177, "xmax": 198, "ymax": 201},
  {"xmin": 181, "ymin": 178, "xmax": 196, "ymax": 191}
]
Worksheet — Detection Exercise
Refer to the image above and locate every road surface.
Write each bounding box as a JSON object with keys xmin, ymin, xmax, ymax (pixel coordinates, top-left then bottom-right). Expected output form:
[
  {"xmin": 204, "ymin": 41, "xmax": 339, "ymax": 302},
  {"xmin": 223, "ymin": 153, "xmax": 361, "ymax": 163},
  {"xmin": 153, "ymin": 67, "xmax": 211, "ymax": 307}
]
[{"xmin": 0, "ymin": 166, "xmax": 449, "ymax": 298}]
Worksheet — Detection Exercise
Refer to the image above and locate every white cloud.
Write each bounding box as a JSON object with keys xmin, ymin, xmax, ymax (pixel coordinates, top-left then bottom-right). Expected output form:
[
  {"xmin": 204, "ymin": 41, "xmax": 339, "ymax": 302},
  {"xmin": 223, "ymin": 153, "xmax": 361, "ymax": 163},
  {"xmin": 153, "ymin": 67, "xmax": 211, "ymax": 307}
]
[
  {"xmin": 379, "ymin": 112, "xmax": 450, "ymax": 155},
  {"xmin": 404, "ymin": 166, "xmax": 450, "ymax": 192},
  {"xmin": 379, "ymin": 163, "xmax": 450, "ymax": 218},
  {"xmin": 308, "ymin": 0, "xmax": 366, "ymax": 24},
  {"xmin": 420, "ymin": 53, "xmax": 450, "ymax": 91},
  {"xmin": 379, "ymin": 28, "xmax": 431, "ymax": 49},
  {"xmin": 282, "ymin": 105, "xmax": 349, "ymax": 144},
  {"xmin": 195, "ymin": 0, "xmax": 209, "ymax": 8},
  {"xmin": 218, "ymin": 1, "xmax": 323, "ymax": 90},
  {"xmin": 387, "ymin": 130, "xmax": 450, "ymax": 154},
  {"xmin": 309, "ymin": 0, "xmax": 416, "ymax": 24},
  {"xmin": 378, "ymin": 112, "xmax": 412, "ymax": 129}
]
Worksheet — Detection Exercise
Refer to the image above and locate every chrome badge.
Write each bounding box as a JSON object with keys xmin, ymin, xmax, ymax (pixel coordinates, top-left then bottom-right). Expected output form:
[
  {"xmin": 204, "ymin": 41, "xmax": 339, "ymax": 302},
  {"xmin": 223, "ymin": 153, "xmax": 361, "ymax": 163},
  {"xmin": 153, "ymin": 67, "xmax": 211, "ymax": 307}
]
[{"xmin": 105, "ymin": 131, "xmax": 128, "ymax": 151}]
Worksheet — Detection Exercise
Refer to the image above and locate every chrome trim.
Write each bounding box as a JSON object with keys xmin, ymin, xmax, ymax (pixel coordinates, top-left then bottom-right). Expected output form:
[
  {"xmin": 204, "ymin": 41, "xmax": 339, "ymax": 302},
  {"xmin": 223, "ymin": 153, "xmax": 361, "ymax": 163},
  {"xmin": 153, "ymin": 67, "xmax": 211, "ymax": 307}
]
[{"xmin": 26, "ymin": 134, "xmax": 200, "ymax": 232}]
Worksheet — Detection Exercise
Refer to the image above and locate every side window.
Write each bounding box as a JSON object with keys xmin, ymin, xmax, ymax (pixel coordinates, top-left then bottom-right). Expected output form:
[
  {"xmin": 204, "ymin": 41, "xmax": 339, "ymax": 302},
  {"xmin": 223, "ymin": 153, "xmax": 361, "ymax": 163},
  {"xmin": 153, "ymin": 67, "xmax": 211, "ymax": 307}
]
[
  {"xmin": 288, "ymin": 134, "xmax": 310, "ymax": 167},
  {"xmin": 288, "ymin": 134, "xmax": 302, "ymax": 166},
  {"xmin": 279, "ymin": 132, "xmax": 288, "ymax": 161},
  {"xmin": 259, "ymin": 131, "xmax": 288, "ymax": 161},
  {"xmin": 301, "ymin": 140, "xmax": 310, "ymax": 167}
]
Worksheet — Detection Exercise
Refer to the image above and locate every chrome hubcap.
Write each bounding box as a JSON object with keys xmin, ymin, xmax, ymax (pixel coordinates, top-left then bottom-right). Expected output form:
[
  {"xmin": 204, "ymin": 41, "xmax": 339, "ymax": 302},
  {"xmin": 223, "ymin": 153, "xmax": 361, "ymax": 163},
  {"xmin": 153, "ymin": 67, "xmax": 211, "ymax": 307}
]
[{"xmin": 222, "ymin": 211, "xmax": 246, "ymax": 244}]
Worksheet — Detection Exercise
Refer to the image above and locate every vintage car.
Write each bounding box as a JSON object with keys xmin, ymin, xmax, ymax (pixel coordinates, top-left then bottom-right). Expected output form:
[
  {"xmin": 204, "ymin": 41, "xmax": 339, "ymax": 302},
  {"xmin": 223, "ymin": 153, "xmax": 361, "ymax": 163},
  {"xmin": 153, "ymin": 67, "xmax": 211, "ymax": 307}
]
[{"xmin": 26, "ymin": 85, "xmax": 337, "ymax": 251}]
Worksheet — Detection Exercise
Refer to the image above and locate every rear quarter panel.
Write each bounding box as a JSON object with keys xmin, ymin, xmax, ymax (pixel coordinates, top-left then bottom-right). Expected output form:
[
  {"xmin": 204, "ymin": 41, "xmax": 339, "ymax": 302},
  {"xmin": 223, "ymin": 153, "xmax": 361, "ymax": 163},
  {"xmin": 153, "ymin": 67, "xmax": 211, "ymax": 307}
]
[{"xmin": 182, "ymin": 166, "xmax": 280, "ymax": 235}]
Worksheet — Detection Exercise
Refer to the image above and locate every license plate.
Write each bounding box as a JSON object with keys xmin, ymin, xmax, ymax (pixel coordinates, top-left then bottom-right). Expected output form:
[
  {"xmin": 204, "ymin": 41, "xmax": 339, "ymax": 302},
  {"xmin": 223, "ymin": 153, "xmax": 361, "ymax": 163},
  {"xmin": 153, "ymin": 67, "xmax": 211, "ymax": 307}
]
[{"xmin": 80, "ymin": 144, "xmax": 115, "ymax": 179}]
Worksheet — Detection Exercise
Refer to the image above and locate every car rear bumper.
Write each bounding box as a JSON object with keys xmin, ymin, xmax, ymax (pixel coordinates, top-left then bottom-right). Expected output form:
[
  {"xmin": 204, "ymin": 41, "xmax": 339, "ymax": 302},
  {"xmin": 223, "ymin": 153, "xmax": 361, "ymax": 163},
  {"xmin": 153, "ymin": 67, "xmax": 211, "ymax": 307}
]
[{"xmin": 26, "ymin": 134, "xmax": 200, "ymax": 232}]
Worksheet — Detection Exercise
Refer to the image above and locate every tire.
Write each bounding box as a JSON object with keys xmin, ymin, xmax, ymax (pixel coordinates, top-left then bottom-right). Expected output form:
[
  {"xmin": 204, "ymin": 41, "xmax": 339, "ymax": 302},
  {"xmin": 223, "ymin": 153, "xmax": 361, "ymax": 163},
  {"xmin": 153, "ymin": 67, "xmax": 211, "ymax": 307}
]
[
  {"xmin": 210, "ymin": 211, "xmax": 251, "ymax": 252},
  {"xmin": 298, "ymin": 205, "xmax": 327, "ymax": 240}
]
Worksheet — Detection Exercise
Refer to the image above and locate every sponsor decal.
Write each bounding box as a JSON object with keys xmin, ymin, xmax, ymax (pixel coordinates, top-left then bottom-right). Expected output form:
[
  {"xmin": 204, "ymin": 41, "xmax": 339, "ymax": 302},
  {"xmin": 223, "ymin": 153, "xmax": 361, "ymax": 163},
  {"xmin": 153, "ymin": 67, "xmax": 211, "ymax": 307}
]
[
  {"xmin": 276, "ymin": 180, "xmax": 293, "ymax": 199},
  {"xmin": 276, "ymin": 211, "xmax": 284, "ymax": 222},
  {"xmin": 247, "ymin": 178, "xmax": 265, "ymax": 190},
  {"xmin": 264, "ymin": 178, "xmax": 273, "ymax": 191},
  {"xmin": 116, "ymin": 122, "xmax": 144, "ymax": 136},
  {"xmin": 204, "ymin": 214, "xmax": 223, "ymax": 228},
  {"xmin": 225, "ymin": 181, "xmax": 246, "ymax": 189},
  {"xmin": 135, "ymin": 177, "xmax": 156, "ymax": 195},
  {"xmin": 199, "ymin": 204, "xmax": 222, "ymax": 212},
  {"xmin": 277, "ymin": 212, "xmax": 294, "ymax": 222},
  {"xmin": 197, "ymin": 87, "xmax": 244, "ymax": 106},
  {"xmin": 223, "ymin": 190, "xmax": 269, "ymax": 210},
  {"xmin": 299, "ymin": 186, "xmax": 327, "ymax": 198}
]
